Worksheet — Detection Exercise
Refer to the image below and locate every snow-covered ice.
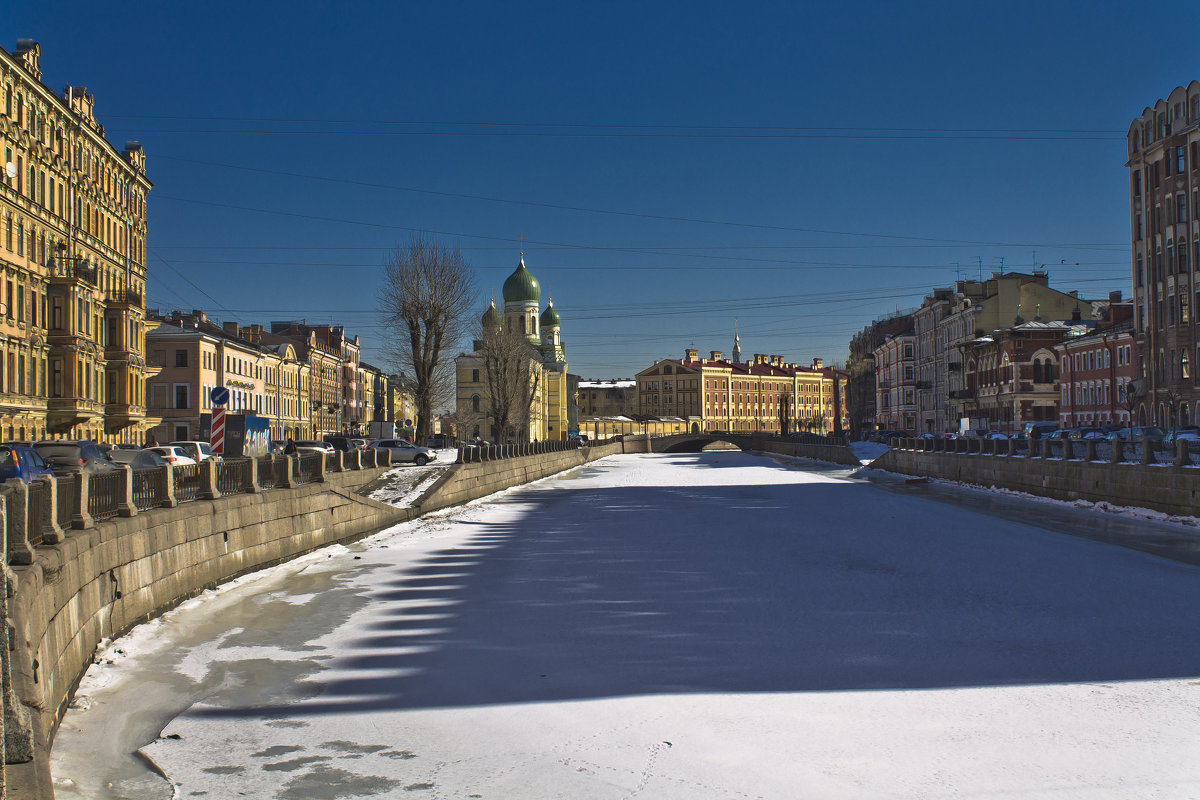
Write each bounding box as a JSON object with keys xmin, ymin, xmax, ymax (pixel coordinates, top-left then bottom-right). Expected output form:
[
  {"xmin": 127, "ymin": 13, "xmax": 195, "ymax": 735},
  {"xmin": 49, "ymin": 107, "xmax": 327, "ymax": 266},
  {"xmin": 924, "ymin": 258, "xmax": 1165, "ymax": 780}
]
[{"xmin": 50, "ymin": 451, "xmax": 1200, "ymax": 799}]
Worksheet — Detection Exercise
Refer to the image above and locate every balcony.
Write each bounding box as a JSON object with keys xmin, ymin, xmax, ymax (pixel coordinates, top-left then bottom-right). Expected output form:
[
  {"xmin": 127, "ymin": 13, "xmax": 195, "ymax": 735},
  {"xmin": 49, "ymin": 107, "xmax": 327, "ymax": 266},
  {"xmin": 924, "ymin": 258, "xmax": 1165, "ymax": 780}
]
[
  {"xmin": 106, "ymin": 288, "xmax": 143, "ymax": 308},
  {"xmin": 104, "ymin": 402, "xmax": 148, "ymax": 433},
  {"xmin": 47, "ymin": 396, "xmax": 104, "ymax": 433},
  {"xmin": 948, "ymin": 389, "xmax": 975, "ymax": 399},
  {"xmin": 50, "ymin": 259, "xmax": 98, "ymax": 288}
]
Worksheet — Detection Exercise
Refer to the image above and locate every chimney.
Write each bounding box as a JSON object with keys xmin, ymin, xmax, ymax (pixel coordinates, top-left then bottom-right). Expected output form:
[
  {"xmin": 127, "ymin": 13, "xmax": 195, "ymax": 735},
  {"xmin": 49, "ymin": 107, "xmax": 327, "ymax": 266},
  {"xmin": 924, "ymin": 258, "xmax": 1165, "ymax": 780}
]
[
  {"xmin": 811, "ymin": 358, "xmax": 823, "ymax": 370},
  {"xmin": 1070, "ymin": 306, "xmax": 1082, "ymax": 323},
  {"xmin": 710, "ymin": 351, "xmax": 722, "ymax": 361},
  {"xmin": 223, "ymin": 321, "xmax": 239, "ymax": 336},
  {"xmin": 771, "ymin": 355, "xmax": 782, "ymax": 367},
  {"xmin": 193, "ymin": 309, "xmax": 207, "ymax": 324},
  {"xmin": 685, "ymin": 348, "xmax": 699, "ymax": 362},
  {"xmin": 1109, "ymin": 290, "xmax": 1122, "ymax": 303}
]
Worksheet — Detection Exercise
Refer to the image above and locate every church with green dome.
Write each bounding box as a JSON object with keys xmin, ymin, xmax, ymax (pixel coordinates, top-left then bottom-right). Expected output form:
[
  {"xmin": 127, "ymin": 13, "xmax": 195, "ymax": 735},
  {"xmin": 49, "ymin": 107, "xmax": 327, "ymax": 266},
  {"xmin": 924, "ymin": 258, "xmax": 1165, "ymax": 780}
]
[{"xmin": 455, "ymin": 254, "xmax": 570, "ymax": 441}]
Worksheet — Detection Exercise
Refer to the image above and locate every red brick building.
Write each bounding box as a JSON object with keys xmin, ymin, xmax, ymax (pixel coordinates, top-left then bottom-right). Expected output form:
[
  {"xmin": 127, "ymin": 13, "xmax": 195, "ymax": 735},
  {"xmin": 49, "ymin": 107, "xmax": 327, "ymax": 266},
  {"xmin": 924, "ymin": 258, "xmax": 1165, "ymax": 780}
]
[{"xmin": 1055, "ymin": 316, "xmax": 1136, "ymax": 428}]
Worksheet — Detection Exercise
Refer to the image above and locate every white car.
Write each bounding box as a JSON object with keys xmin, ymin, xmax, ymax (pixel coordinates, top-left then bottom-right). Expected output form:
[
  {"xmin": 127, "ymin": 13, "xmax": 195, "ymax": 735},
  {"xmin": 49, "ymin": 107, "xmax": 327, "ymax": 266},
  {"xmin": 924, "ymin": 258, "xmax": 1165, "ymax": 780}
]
[
  {"xmin": 169, "ymin": 441, "xmax": 221, "ymax": 462},
  {"xmin": 293, "ymin": 440, "xmax": 336, "ymax": 455},
  {"xmin": 374, "ymin": 439, "xmax": 436, "ymax": 466},
  {"xmin": 148, "ymin": 446, "xmax": 198, "ymax": 466}
]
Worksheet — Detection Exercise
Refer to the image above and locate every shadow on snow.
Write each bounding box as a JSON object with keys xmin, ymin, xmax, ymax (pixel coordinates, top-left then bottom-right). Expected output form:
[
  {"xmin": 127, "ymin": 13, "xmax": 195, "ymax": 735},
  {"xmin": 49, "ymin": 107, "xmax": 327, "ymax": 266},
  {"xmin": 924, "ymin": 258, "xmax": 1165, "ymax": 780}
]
[{"xmin": 194, "ymin": 451, "xmax": 1200, "ymax": 719}]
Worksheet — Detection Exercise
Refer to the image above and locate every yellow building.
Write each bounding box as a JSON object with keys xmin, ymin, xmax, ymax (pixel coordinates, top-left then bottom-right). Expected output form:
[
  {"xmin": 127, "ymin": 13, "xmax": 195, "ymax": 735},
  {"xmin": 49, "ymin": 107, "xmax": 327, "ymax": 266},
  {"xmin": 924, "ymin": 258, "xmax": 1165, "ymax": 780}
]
[
  {"xmin": 1, "ymin": 39, "xmax": 155, "ymax": 444},
  {"xmin": 636, "ymin": 348, "xmax": 848, "ymax": 435},
  {"xmin": 456, "ymin": 254, "xmax": 570, "ymax": 442}
]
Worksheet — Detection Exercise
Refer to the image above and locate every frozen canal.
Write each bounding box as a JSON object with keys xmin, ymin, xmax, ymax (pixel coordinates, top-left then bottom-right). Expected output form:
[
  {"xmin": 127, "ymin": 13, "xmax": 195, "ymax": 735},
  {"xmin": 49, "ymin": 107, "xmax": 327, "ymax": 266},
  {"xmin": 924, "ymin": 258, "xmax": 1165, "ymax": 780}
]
[{"xmin": 52, "ymin": 451, "xmax": 1200, "ymax": 799}]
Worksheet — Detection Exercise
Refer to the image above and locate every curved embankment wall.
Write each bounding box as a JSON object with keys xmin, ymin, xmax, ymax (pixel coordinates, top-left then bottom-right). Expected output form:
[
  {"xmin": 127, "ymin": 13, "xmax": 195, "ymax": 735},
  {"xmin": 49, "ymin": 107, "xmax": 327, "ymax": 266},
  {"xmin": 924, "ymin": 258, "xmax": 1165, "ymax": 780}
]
[
  {"xmin": 12, "ymin": 440, "xmax": 627, "ymax": 799},
  {"xmin": 875, "ymin": 441, "xmax": 1200, "ymax": 516}
]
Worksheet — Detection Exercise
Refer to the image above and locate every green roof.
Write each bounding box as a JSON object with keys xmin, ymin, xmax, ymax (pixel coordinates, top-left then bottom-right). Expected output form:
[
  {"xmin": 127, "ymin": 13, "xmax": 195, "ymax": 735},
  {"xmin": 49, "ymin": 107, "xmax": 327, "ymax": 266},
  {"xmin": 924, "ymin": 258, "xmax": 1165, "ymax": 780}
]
[
  {"xmin": 482, "ymin": 300, "xmax": 502, "ymax": 328},
  {"xmin": 502, "ymin": 256, "xmax": 541, "ymax": 303},
  {"xmin": 540, "ymin": 300, "xmax": 561, "ymax": 328}
]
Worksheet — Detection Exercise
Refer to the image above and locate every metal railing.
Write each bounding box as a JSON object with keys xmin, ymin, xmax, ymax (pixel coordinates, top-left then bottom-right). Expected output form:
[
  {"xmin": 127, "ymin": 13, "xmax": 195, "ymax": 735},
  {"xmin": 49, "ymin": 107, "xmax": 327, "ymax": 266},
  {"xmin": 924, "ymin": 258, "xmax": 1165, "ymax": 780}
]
[
  {"xmin": 88, "ymin": 471, "xmax": 122, "ymax": 522},
  {"xmin": 296, "ymin": 453, "xmax": 321, "ymax": 484},
  {"xmin": 173, "ymin": 464, "xmax": 201, "ymax": 503},
  {"xmin": 257, "ymin": 456, "xmax": 278, "ymax": 489},
  {"xmin": 26, "ymin": 480, "xmax": 48, "ymax": 546},
  {"xmin": 56, "ymin": 474, "xmax": 77, "ymax": 527},
  {"xmin": 216, "ymin": 459, "xmax": 249, "ymax": 496},
  {"xmin": 132, "ymin": 467, "xmax": 164, "ymax": 511}
]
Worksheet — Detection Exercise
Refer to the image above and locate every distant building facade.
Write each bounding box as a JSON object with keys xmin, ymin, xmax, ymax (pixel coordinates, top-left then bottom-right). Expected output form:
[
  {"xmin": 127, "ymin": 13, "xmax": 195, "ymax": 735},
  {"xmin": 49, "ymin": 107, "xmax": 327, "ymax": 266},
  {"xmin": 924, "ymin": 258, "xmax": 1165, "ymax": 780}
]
[
  {"xmin": 577, "ymin": 379, "xmax": 636, "ymax": 417},
  {"xmin": 872, "ymin": 333, "xmax": 917, "ymax": 432},
  {"xmin": 636, "ymin": 347, "xmax": 847, "ymax": 435},
  {"xmin": 1127, "ymin": 82, "xmax": 1200, "ymax": 426}
]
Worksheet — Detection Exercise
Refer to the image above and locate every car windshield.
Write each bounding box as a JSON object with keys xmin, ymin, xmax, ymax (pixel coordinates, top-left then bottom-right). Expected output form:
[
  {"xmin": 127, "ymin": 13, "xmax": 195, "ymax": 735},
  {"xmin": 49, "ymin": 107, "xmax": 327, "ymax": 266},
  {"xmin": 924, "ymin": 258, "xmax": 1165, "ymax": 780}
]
[
  {"xmin": 35, "ymin": 444, "xmax": 82, "ymax": 458},
  {"xmin": 197, "ymin": 443, "xmax": 214, "ymax": 455}
]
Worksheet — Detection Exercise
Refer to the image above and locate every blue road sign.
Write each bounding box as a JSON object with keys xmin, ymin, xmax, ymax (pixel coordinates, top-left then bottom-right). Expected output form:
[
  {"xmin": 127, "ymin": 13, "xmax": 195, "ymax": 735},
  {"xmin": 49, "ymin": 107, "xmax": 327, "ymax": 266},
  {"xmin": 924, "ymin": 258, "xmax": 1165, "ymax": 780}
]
[{"xmin": 210, "ymin": 385, "xmax": 230, "ymax": 406}]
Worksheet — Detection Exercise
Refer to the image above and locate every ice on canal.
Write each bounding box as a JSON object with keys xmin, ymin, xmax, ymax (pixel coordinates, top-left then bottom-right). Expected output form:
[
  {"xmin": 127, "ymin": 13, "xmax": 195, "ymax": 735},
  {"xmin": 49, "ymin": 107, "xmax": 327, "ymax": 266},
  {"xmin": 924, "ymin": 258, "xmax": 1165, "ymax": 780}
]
[{"xmin": 52, "ymin": 452, "xmax": 1200, "ymax": 799}]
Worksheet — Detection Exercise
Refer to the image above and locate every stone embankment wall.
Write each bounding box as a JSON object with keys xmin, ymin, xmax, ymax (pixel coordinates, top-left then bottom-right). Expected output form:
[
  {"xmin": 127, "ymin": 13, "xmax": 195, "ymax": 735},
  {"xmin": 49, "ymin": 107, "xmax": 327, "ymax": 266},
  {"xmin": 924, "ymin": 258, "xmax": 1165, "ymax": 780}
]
[
  {"xmin": 8, "ymin": 464, "xmax": 405, "ymax": 799},
  {"xmin": 8, "ymin": 440, "xmax": 631, "ymax": 799},
  {"xmin": 748, "ymin": 435, "xmax": 862, "ymax": 467},
  {"xmin": 877, "ymin": 438, "xmax": 1200, "ymax": 517}
]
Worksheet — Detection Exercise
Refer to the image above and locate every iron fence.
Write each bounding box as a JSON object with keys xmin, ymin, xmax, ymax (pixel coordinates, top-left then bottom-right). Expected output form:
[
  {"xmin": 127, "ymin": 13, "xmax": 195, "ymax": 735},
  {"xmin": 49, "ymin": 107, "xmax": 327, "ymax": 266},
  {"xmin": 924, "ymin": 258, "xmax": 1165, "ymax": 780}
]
[
  {"xmin": 174, "ymin": 464, "xmax": 201, "ymax": 503},
  {"xmin": 56, "ymin": 473, "xmax": 77, "ymax": 527},
  {"xmin": 217, "ymin": 459, "xmax": 249, "ymax": 496},
  {"xmin": 296, "ymin": 453, "xmax": 321, "ymax": 484},
  {"xmin": 132, "ymin": 468, "xmax": 164, "ymax": 511},
  {"xmin": 257, "ymin": 456, "xmax": 278, "ymax": 489},
  {"xmin": 26, "ymin": 479, "xmax": 48, "ymax": 546},
  {"xmin": 88, "ymin": 471, "xmax": 122, "ymax": 522},
  {"xmin": 275, "ymin": 457, "xmax": 289, "ymax": 486}
]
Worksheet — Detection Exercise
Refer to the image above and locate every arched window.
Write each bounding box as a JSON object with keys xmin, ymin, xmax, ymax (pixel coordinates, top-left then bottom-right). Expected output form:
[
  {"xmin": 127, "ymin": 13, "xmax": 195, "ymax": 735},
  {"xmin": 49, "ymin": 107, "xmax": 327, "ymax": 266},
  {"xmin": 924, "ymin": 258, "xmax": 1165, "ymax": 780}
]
[
  {"xmin": 471, "ymin": 394, "xmax": 480, "ymax": 413},
  {"xmin": 1183, "ymin": 350, "xmax": 1192, "ymax": 380}
]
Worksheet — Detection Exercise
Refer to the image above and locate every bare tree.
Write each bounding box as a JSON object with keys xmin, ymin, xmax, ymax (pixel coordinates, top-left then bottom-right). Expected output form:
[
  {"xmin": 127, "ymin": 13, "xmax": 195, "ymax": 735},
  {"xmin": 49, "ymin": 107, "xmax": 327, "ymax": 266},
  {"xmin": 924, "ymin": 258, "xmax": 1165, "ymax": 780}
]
[
  {"xmin": 379, "ymin": 236, "xmax": 476, "ymax": 443},
  {"xmin": 478, "ymin": 320, "xmax": 542, "ymax": 442}
]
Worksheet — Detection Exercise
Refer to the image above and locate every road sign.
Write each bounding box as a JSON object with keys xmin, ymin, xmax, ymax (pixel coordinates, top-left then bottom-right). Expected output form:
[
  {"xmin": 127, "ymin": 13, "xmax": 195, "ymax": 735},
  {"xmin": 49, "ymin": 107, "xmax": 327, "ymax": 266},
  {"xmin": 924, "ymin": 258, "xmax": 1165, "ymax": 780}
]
[
  {"xmin": 210, "ymin": 385, "xmax": 230, "ymax": 406},
  {"xmin": 211, "ymin": 407, "xmax": 226, "ymax": 454}
]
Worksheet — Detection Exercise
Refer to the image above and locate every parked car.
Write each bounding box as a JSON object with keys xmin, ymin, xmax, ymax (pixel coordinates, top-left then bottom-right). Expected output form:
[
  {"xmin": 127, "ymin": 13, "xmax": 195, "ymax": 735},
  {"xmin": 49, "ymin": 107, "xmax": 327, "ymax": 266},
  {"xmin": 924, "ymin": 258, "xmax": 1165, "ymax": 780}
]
[
  {"xmin": 322, "ymin": 436, "xmax": 359, "ymax": 452},
  {"xmin": 1106, "ymin": 426, "xmax": 1165, "ymax": 443},
  {"xmin": 373, "ymin": 439, "xmax": 436, "ymax": 466},
  {"xmin": 147, "ymin": 446, "xmax": 198, "ymax": 466},
  {"xmin": 294, "ymin": 440, "xmax": 336, "ymax": 455},
  {"xmin": 1068, "ymin": 427, "xmax": 1107, "ymax": 441},
  {"xmin": 169, "ymin": 441, "xmax": 220, "ymax": 463},
  {"xmin": 1162, "ymin": 426, "xmax": 1200, "ymax": 445},
  {"xmin": 109, "ymin": 443, "xmax": 143, "ymax": 451},
  {"xmin": 33, "ymin": 440, "xmax": 116, "ymax": 475},
  {"xmin": 108, "ymin": 449, "xmax": 169, "ymax": 469},
  {"xmin": 1021, "ymin": 421, "xmax": 1059, "ymax": 440},
  {"xmin": 0, "ymin": 445, "xmax": 55, "ymax": 483}
]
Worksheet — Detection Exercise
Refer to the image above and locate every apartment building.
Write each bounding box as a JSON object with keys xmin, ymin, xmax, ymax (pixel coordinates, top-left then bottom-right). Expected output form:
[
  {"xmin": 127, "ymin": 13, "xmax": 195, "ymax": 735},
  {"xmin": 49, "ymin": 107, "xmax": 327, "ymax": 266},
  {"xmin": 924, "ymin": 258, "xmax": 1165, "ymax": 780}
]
[
  {"xmin": 577, "ymin": 379, "xmax": 636, "ymax": 417},
  {"xmin": 261, "ymin": 322, "xmax": 362, "ymax": 438},
  {"xmin": 1054, "ymin": 312, "xmax": 1136, "ymax": 428},
  {"xmin": 912, "ymin": 289, "xmax": 953, "ymax": 433},
  {"xmin": 147, "ymin": 310, "xmax": 311, "ymax": 443},
  {"xmin": 636, "ymin": 348, "xmax": 847, "ymax": 435},
  {"xmin": 938, "ymin": 272, "xmax": 1104, "ymax": 431},
  {"xmin": 1127, "ymin": 82, "xmax": 1200, "ymax": 426},
  {"xmin": 873, "ymin": 333, "xmax": 917, "ymax": 432},
  {"xmin": 1, "ymin": 39, "xmax": 154, "ymax": 444},
  {"xmin": 848, "ymin": 311, "xmax": 914, "ymax": 437}
]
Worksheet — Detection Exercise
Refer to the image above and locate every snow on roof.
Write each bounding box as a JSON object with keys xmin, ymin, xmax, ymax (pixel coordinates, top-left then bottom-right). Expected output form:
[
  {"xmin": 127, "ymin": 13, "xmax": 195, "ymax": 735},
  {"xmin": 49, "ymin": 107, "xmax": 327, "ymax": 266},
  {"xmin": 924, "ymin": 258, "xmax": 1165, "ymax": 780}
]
[{"xmin": 579, "ymin": 380, "xmax": 635, "ymax": 388}]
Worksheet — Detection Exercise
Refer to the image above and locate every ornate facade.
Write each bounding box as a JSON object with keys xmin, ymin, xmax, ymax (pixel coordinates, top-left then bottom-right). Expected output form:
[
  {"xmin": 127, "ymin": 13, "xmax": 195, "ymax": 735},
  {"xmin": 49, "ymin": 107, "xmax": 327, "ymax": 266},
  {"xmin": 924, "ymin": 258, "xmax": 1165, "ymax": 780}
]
[{"xmin": 1, "ymin": 39, "xmax": 155, "ymax": 444}]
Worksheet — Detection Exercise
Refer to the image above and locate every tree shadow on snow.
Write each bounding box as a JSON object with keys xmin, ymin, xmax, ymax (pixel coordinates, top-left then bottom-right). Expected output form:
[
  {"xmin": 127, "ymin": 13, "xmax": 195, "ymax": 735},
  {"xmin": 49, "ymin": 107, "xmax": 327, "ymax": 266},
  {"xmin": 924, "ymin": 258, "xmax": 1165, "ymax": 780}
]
[{"xmin": 195, "ymin": 452, "xmax": 1200, "ymax": 719}]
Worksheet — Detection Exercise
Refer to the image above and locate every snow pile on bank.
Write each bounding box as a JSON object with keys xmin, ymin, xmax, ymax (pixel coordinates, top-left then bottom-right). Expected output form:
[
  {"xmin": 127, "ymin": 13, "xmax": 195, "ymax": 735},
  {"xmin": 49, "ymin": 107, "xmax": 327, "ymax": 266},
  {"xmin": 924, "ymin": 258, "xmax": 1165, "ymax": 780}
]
[{"xmin": 849, "ymin": 439, "xmax": 889, "ymax": 464}]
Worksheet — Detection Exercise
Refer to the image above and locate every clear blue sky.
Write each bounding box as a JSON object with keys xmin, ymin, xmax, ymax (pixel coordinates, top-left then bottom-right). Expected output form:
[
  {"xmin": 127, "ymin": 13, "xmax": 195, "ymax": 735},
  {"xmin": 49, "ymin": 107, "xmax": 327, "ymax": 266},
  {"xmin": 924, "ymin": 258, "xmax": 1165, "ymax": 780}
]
[{"xmin": 10, "ymin": 1, "xmax": 1198, "ymax": 378}]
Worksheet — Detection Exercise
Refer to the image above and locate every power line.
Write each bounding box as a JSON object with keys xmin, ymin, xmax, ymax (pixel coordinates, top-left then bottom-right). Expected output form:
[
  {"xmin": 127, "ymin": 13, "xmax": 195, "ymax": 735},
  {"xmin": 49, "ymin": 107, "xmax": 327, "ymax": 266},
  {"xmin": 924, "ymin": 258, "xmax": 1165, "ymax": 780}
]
[
  {"xmin": 152, "ymin": 193, "xmax": 1129, "ymax": 256},
  {"xmin": 153, "ymin": 154, "xmax": 1127, "ymax": 251}
]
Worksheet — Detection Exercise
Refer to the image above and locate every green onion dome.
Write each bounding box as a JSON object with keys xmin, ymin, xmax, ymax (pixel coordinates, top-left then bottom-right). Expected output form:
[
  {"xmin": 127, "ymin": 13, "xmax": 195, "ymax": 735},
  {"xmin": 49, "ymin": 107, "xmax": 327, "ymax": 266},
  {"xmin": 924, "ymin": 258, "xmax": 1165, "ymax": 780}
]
[
  {"xmin": 482, "ymin": 300, "xmax": 502, "ymax": 328},
  {"xmin": 540, "ymin": 299, "xmax": 561, "ymax": 328},
  {"xmin": 502, "ymin": 255, "xmax": 541, "ymax": 304}
]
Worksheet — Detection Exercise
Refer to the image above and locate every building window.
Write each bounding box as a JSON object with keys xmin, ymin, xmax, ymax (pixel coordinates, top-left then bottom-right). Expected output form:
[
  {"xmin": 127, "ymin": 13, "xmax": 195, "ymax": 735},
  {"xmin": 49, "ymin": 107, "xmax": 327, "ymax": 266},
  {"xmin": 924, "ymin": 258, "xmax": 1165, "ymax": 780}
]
[
  {"xmin": 471, "ymin": 369, "xmax": 479, "ymax": 383},
  {"xmin": 1179, "ymin": 193, "xmax": 1188, "ymax": 224},
  {"xmin": 1178, "ymin": 147, "xmax": 1187, "ymax": 174},
  {"xmin": 175, "ymin": 384, "xmax": 189, "ymax": 409},
  {"xmin": 175, "ymin": 349, "xmax": 188, "ymax": 367}
]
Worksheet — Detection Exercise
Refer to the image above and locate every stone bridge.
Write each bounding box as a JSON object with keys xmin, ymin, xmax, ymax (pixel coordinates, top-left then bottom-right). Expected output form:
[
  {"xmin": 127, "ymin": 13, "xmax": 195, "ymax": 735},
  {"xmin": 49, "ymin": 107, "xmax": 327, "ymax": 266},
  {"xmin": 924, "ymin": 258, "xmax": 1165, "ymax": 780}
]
[{"xmin": 648, "ymin": 433, "xmax": 755, "ymax": 453}]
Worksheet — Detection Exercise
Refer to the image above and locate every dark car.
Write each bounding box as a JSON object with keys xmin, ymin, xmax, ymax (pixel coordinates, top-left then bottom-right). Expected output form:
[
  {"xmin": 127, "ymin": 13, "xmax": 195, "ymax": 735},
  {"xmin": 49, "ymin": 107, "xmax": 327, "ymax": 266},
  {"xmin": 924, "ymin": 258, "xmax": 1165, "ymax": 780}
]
[
  {"xmin": 322, "ymin": 436, "xmax": 361, "ymax": 452},
  {"xmin": 33, "ymin": 440, "xmax": 116, "ymax": 476},
  {"xmin": 0, "ymin": 445, "xmax": 55, "ymax": 483},
  {"xmin": 107, "ymin": 449, "xmax": 168, "ymax": 469},
  {"xmin": 1162, "ymin": 426, "xmax": 1200, "ymax": 445}
]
